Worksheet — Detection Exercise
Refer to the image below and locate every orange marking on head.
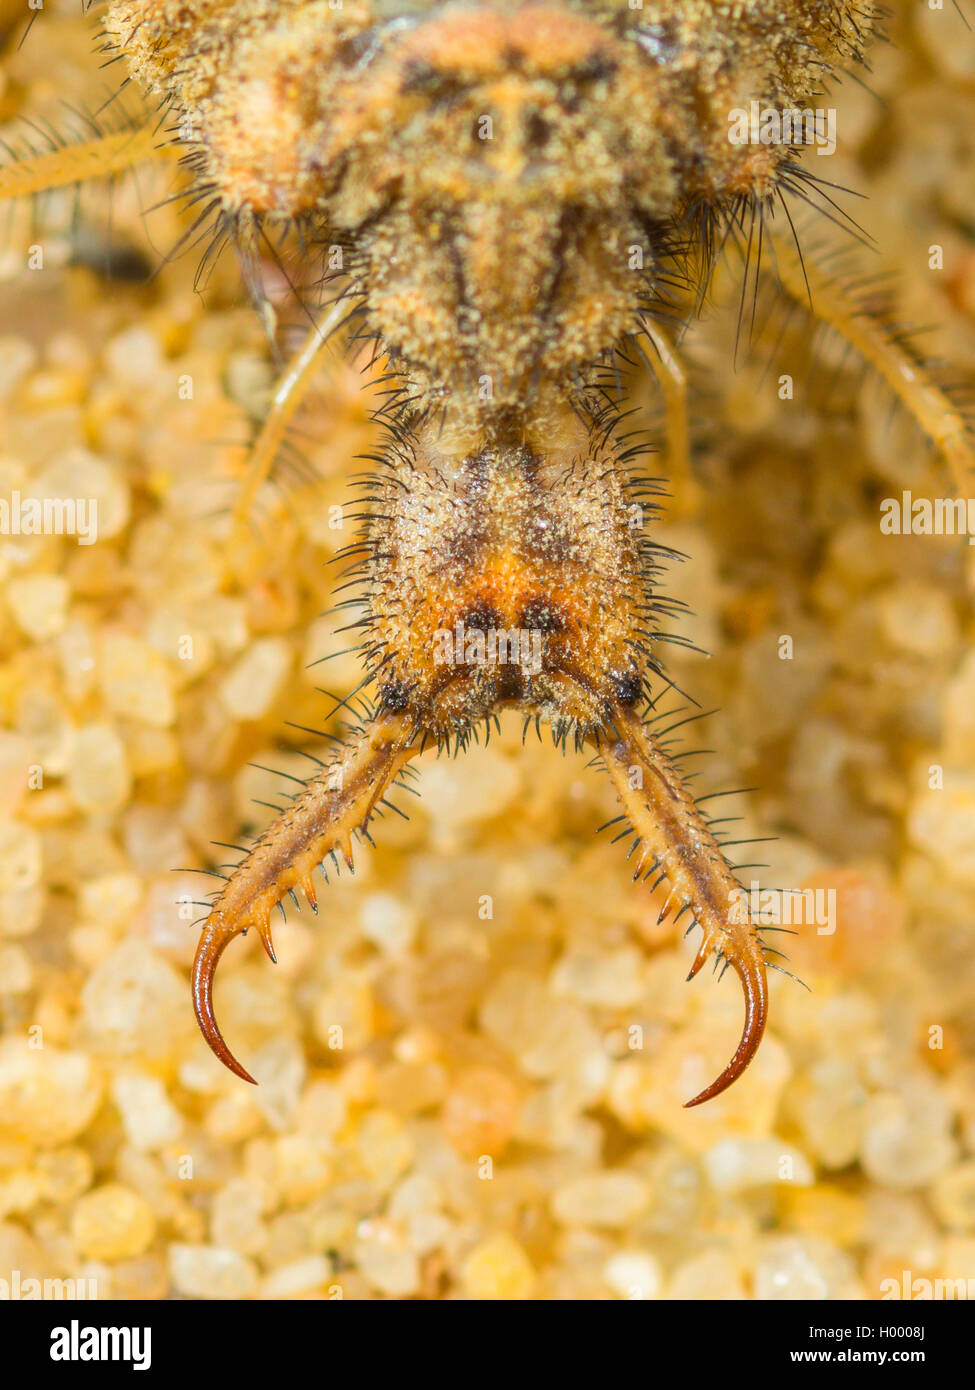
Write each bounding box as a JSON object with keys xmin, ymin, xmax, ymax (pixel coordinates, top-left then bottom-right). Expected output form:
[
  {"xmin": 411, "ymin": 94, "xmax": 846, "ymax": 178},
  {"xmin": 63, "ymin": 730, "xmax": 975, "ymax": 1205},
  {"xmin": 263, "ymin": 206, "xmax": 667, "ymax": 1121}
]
[{"xmin": 402, "ymin": 4, "xmax": 610, "ymax": 78}]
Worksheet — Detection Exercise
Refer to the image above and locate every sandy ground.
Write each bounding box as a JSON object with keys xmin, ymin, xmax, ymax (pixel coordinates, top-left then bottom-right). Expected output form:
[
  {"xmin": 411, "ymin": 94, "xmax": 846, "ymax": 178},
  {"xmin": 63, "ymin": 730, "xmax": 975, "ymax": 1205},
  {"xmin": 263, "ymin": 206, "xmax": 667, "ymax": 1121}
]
[{"xmin": 0, "ymin": 0, "xmax": 974, "ymax": 1300}]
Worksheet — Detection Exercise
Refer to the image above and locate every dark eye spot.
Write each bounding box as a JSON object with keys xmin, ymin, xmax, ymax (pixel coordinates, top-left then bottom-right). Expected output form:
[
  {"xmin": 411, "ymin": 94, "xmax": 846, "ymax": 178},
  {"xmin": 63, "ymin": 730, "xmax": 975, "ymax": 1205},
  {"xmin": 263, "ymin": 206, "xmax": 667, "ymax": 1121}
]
[
  {"xmin": 611, "ymin": 671, "xmax": 643, "ymax": 705},
  {"xmin": 461, "ymin": 605, "xmax": 504, "ymax": 632},
  {"xmin": 518, "ymin": 598, "xmax": 563, "ymax": 633},
  {"xmin": 380, "ymin": 679, "xmax": 411, "ymax": 712}
]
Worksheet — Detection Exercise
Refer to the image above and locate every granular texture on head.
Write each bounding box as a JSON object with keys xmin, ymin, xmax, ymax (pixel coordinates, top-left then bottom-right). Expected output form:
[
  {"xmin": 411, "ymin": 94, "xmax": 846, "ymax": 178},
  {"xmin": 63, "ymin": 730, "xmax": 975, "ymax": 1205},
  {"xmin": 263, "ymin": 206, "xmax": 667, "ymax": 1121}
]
[
  {"xmin": 106, "ymin": 0, "xmax": 878, "ymax": 419},
  {"xmin": 363, "ymin": 411, "xmax": 662, "ymax": 732}
]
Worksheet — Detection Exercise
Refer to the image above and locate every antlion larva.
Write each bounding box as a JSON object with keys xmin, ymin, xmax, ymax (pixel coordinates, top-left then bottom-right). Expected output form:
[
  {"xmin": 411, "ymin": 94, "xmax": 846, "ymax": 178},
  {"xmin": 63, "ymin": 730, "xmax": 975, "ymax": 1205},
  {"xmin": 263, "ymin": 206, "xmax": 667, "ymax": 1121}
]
[{"xmin": 17, "ymin": 0, "xmax": 958, "ymax": 1103}]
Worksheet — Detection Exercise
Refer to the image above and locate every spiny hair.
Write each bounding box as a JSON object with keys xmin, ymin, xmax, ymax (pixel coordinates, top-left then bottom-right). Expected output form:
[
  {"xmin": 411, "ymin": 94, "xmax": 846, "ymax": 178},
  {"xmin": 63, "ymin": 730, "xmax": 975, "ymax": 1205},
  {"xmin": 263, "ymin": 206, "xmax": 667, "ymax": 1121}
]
[{"xmin": 8, "ymin": 2, "xmax": 970, "ymax": 1112}]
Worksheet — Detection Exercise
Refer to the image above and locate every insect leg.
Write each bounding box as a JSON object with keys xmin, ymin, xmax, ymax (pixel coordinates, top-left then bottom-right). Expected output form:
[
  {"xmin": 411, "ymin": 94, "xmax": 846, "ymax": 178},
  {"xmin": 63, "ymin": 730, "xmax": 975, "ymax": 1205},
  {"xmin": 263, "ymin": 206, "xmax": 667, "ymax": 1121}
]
[
  {"xmin": 768, "ymin": 227, "xmax": 974, "ymax": 498},
  {"xmin": 232, "ymin": 303, "xmax": 350, "ymax": 533},
  {"xmin": 638, "ymin": 321, "xmax": 702, "ymax": 517},
  {"xmin": 0, "ymin": 127, "xmax": 162, "ymax": 203},
  {"xmin": 192, "ymin": 710, "xmax": 422, "ymax": 1082},
  {"xmin": 594, "ymin": 704, "xmax": 769, "ymax": 1107}
]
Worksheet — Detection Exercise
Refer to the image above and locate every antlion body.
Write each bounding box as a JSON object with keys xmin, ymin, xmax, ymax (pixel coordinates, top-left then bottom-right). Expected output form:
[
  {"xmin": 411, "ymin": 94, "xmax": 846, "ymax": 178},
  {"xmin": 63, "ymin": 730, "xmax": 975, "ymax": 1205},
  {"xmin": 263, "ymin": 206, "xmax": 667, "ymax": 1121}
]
[{"xmin": 72, "ymin": 0, "xmax": 964, "ymax": 1104}]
